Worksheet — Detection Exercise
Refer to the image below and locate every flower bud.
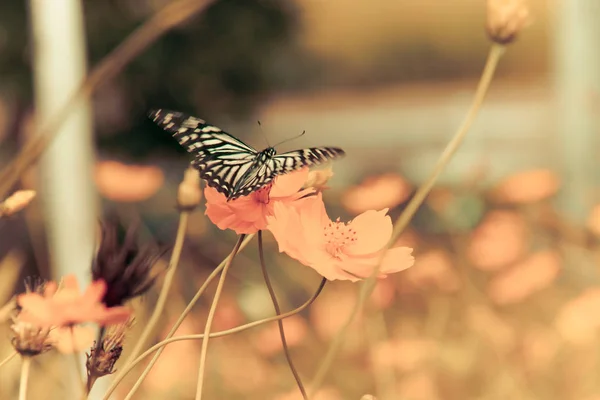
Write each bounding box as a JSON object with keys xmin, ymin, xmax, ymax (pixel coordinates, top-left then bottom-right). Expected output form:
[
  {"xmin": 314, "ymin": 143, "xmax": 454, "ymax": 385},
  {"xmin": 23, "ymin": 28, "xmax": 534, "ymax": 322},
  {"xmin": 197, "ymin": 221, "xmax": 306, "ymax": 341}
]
[
  {"xmin": 177, "ymin": 167, "xmax": 202, "ymax": 211},
  {"xmin": 0, "ymin": 190, "xmax": 36, "ymax": 217},
  {"xmin": 304, "ymin": 167, "xmax": 334, "ymax": 192},
  {"xmin": 486, "ymin": 0, "xmax": 530, "ymax": 45}
]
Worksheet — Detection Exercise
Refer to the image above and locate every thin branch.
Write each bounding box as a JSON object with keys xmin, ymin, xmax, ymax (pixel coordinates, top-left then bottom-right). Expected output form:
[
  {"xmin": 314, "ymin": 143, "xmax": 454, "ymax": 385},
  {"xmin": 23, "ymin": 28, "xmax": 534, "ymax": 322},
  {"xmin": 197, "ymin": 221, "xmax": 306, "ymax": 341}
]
[
  {"xmin": 108, "ymin": 277, "xmax": 326, "ymax": 397},
  {"xmin": 0, "ymin": 351, "xmax": 17, "ymax": 369},
  {"xmin": 195, "ymin": 234, "xmax": 245, "ymax": 400},
  {"xmin": 0, "ymin": 0, "xmax": 215, "ymax": 199},
  {"xmin": 258, "ymin": 231, "xmax": 307, "ymax": 399},
  {"xmin": 309, "ymin": 43, "xmax": 506, "ymax": 395},
  {"xmin": 122, "ymin": 211, "xmax": 190, "ymax": 369},
  {"xmin": 18, "ymin": 357, "xmax": 31, "ymax": 400},
  {"xmin": 117, "ymin": 234, "xmax": 255, "ymax": 400}
]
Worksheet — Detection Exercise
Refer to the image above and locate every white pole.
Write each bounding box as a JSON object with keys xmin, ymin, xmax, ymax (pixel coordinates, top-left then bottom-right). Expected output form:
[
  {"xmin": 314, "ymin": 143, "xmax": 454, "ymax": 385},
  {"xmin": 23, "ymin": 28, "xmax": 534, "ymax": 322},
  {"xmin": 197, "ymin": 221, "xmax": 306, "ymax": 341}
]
[
  {"xmin": 29, "ymin": 0, "xmax": 98, "ymax": 396},
  {"xmin": 555, "ymin": 0, "xmax": 600, "ymax": 222}
]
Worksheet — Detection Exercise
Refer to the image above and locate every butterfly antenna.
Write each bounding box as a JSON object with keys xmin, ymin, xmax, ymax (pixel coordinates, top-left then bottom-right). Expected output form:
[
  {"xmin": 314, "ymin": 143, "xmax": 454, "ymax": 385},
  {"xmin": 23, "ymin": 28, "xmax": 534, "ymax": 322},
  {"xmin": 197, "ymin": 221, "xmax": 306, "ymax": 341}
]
[
  {"xmin": 257, "ymin": 120, "xmax": 271, "ymax": 148},
  {"xmin": 272, "ymin": 130, "xmax": 306, "ymax": 148}
]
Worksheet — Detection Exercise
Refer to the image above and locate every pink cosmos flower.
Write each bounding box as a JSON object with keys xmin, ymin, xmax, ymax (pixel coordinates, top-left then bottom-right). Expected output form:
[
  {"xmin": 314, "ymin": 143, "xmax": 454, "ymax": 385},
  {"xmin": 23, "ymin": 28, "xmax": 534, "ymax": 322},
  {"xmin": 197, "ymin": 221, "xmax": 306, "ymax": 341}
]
[
  {"xmin": 204, "ymin": 168, "xmax": 313, "ymax": 234},
  {"xmin": 18, "ymin": 274, "xmax": 131, "ymax": 328},
  {"xmin": 266, "ymin": 193, "xmax": 414, "ymax": 281}
]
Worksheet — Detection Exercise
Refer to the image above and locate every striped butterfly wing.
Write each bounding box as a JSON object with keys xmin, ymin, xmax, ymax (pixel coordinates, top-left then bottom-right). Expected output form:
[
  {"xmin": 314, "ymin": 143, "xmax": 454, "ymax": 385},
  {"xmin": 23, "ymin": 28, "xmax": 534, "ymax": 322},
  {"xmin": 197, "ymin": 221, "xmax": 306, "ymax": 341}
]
[
  {"xmin": 271, "ymin": 147, "xmax": 346, "ymax": 174},
  {"xmin": 230, "ymin": 146, "xmax": 347, "ymax": 198},
  {"xmin": 149, "ymin": 109, "xmax": 260, "ymax": 198}
]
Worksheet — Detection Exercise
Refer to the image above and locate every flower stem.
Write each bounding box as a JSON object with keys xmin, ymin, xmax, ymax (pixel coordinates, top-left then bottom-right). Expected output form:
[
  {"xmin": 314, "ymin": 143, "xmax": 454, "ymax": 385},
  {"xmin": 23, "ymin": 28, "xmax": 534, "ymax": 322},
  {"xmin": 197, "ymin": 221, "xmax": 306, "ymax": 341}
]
[
  {"xmin": 122, "ymin": 211, "xmax": 189, "ymax": 369},
  {"xmin": 86, "ymin": 326, "xmax": 105, "ymax": 394},
  {"xmin": 0, "ymin": 351, "xmax": 17, "ymax": 369},
  {"xmin": 105, "ymin": 235, "xmax": 254, "ymax": 400},
  {"xmin": 115, "ymin": 234, "xmax": 255, "ymax": 400},
  {"xmin": 195, "ymin": 234, "xmax": 245, "ymax": 400},
  {"xmin": 309, "ymin": 43, "xmax": 506, "ymax": 396},
  {"xmin": 102, "ymin": 278, "xmax": 325, "ymax": 397},
  {"xmin": 18, "ymin": 356, "xmax": 31, "ymax": 400},
  {"xmin": 258, "ymin": 231, "xmax": 307, "ymax": 399}
]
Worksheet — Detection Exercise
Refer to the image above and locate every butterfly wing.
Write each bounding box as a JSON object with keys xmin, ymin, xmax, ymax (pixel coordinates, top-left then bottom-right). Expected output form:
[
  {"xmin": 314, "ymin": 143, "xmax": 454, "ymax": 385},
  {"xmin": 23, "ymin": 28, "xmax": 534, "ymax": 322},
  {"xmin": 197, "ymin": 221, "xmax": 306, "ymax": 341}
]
[
  {"xmin": 271, "ymin": 147, "xmax": 346, "ymax": 175},
  {"xmin": 149, "ymin": 109, "xmax": 259, "ymax": 198},
  {"xmin": 230, "ymin": 146, "xmax": 346, "ymax": 198}
]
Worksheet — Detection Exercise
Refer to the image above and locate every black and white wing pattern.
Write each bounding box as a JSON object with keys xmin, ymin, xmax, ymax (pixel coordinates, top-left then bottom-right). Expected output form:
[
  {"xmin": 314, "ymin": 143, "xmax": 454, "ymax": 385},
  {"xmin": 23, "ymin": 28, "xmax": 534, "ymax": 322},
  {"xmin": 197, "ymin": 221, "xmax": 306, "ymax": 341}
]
[
  {"xmin": 149, "ymin": 109, "xmax": 259, "ymax": 198},
  {"xmin": 149, "ymin": 109, "xmax": 345, "ymax": 200}
]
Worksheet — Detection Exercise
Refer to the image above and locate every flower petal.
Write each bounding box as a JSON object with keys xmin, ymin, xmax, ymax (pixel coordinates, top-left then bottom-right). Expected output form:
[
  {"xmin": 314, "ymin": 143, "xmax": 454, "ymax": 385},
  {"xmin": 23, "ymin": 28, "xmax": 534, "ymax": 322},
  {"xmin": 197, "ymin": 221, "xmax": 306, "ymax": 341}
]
[
  {"xmin": 345, "ymin": 209, "xmax": 392, "ymax": 255},
  {"xmin": 270, "ymin": 168, "xmax": 309, "ymax": 198}
]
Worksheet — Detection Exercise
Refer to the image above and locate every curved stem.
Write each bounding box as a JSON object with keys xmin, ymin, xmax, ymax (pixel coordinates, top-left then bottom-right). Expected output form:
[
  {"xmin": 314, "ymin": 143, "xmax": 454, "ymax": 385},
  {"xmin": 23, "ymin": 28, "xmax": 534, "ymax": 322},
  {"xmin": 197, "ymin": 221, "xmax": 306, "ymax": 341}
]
[
  {"xmin": 122, "ymin": 212, "xmax": 189, "ymax": 370},
  {"xmin": 117, "ymin": 234, "xmax": 255, "ymax": 400},
  {"xmin": 0, "ymin": 351, "xmax": 17, "ymax": 369},
  {"xmin": 195, "ymin": 234, "xmax": 245, "ymax": 400},
  {"xmin": 0, "ymin": 0, "xmax": 215, "ymax": 200},
  {"xmin": 309, "ymin": 43, "xmax": 506, "ymax": 396},
  {"xmin": 110, "ymin": 277, "xmax": 326, "ymax": 398},
  {"xmin": 258, "ymin": 231, "xmax": 307, "ymax": 399},
  {"xmin": 18, "ymin": 356, "xmax": 31, "ymax": 400}
]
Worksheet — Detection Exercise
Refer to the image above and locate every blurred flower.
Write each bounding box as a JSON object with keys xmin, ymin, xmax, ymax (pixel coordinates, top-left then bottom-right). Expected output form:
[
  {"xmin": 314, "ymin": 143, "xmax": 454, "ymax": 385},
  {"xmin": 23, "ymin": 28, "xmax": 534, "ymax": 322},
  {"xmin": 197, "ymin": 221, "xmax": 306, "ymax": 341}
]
[
  {"xmin": 467, "ymin": 304, "xmax": 515, "ymax": 353},
  {"xmin": 10, "ymin": 316, "xmax": 51, "ymax": 356},
  {"xmin": 146, "ymin": 319, "xmax": 197, "ymax": 392},
  {"xmin": 520, "ymin": 326, "xmax": 560, "ymax": 372},
  {"xmin": 50, "ymin": 325, "xmax": 95, "ymax": 354},
  {"xmin": 404, "ymin": 249, "xmax": 461, "ymax": 292},
  {"xmin": 396, "ymin": 372, "xmax": 440, "ymax": 400},
  {"xmin": 488, "ymin": 250, "xmax": 561, "ymax": 305},
  {"xmin": 18, "ymin": 274, "xmax": 131, "ymax": 327},
  {"xmin": 486, "ymin": 0, "xmax": 530, "ymax": 45},
  {"xmin": 372, "ymin": 339, "xmax": 437, "ymax": 372},
  {"xmin": 0, "ymin": 190, "xmax": 36, "ymax": 217},
  {"xmin": 304, "ymin": 166, "xmax": 334, "ymax": 192},
  {"xmin": 310, "ymin": 286, "xmax": 364, "ymax": 350},
  {"xmin": 212, "ymin": 295, "xmax": 244, "ymax": 331},
  {"xmin": 205, "ymin": 168, "xmax": 312, "ymax": 234},
  {"xmin": 341, "ymin": 173, "xmax": 412, "ymax": 215},
  {"xmin": 87, "ymin": 319, "xmax": 133, "ymax": 379},
  {"xmin": 555, "ymin": 288, "xmax": 600, "ymax": 346},
  {"xmin": 586, "ymin": 204, "xmax": 600, "ymax": 236},
  {"xmin": 253, "ymin": 315, "xmax": 307, "ymax": 356},
  {"xmin": 178, "ymin": 167, "xmax": 202, "ymax": 211},
  {"xmin": 92, "ymin": 218, "xmax": 164, "ymax": 307},
  {"xmin": 267, "ymin": 193, "xmax": 414, "ymax": 281},
  {"xmin": 275, "ymin": 387, "xmax": 342, "ymax": 400},
  {"xmin": 371, "ymin": 278, "xmax": 397, "ymax": 308},
  {"xmin": 468, "ymin": 210, "xmax": 527, "ymax": 271},
  {"xmin": 95, "ymin": 160, "xmax": 164, "ymax": 202},
  {"xmin": 490, "ymin": 169, "xmax": 560, "ymax": 204}
]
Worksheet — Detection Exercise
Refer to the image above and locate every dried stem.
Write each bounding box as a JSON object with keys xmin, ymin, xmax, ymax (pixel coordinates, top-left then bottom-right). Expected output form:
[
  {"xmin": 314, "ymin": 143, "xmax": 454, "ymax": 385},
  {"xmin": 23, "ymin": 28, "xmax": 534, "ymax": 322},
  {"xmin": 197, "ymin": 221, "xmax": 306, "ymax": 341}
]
[
  {"xmin": 104, "ymin": 278, "xmax": 326, "ymax": 395},
  {"xmin": 258, "ymin": 231, "xmax": 307, "ymax": 399},
  {"xmin": 121, "ymin": 211, "xmax": 189, "ymax": 370},
  {"xmin": 0, "ymin": 0, "xmax": 215, "ymax": 200},
  {"xmin": 0, "ymin": 351, "xmax": 17, "ymax": 369},
  {"xmin": 118, "ymin": 234, "xmax": 255, "ymax": 400},
  {"xmin": 18, "ymin": 356, "xmax": 31, "ymax": 400},
  {"xmin": 309, "ymin": 43, "xmax": 506, "ymax": 396},
  {"xmin": 195, "ymin": 234, "xmax": 245, "ymax": 400}
]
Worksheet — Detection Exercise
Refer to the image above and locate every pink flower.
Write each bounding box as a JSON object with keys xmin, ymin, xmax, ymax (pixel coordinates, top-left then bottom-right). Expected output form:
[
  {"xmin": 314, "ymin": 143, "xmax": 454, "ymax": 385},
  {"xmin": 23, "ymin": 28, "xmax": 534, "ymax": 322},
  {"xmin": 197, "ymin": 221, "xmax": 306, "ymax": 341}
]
[
  {"xmin": 18, "ymin": 275, "xmax": 131, "ymax": 328},
  {"xmin": 204, "ymin": 168, "xmax": 313, "ymax": 234},
  {"xmin": 266, "ymin": 193, "xmax": 414, "ymax": 281}
]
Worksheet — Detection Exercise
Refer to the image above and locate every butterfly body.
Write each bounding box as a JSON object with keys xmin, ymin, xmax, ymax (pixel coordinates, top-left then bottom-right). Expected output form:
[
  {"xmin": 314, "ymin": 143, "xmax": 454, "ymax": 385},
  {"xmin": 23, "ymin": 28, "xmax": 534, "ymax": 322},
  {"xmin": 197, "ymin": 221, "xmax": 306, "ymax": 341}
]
[{"xmin": 149, "ymin": 109, "xmax": 345, "ymax": 201}]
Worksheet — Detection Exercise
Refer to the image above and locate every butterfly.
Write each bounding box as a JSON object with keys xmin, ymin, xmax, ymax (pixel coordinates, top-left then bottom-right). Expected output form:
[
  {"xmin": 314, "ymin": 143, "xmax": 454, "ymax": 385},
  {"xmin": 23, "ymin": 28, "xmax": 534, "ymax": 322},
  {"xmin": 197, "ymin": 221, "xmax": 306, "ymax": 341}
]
[{"xmin": 149, "ymin": 109, "xmax": 345, "ymax": 201}]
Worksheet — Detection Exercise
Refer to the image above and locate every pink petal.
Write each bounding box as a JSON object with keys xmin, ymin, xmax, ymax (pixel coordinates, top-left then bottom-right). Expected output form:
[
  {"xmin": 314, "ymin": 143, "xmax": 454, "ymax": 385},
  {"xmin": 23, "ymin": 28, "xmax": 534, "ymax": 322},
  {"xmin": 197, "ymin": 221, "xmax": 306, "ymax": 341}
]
[
  {"xmin": 270, "ymin": 168, "xmax": 309, "ymax": 198},
  {"xmin": 346, "ymin": 209, "xmax": 393, "ymax": 256}
]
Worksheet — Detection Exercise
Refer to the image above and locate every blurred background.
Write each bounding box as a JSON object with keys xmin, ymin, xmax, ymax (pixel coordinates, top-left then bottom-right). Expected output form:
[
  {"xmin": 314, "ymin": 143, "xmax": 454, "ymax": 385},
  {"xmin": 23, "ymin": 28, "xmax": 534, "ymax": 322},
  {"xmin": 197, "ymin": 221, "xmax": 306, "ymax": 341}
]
[{"xmin": 2, "ymin": 0, "xmax": 600, "ymax": 399}]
